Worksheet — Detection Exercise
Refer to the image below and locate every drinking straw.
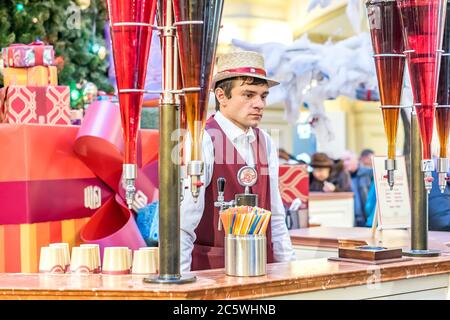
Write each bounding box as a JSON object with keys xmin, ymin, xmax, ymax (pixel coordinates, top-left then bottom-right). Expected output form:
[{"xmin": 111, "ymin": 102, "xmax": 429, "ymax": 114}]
[{"xmin": 259, "ymin": 213, "xmax": 272, "ymax": 235}]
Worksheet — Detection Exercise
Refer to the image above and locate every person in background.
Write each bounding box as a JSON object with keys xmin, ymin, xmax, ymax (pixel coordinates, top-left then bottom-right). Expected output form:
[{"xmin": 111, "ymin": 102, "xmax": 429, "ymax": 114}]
[
  {"xmin": 428, "ymin": 163, "xmax": 450, "ymax": 231},
  {"xmin": 278, "ymin": 148, "xmax": 302, "ymax": 165},
  {"xmin": 309, "ymin": 152, "xmax": 352, "ymax": 193},
  {"xmin": 342, "ymin": 150, "xmax": 374, "ymax": 227},
  {"xmin": 360, "ymin": 149, "xmax": 375, "ymax": 168}
]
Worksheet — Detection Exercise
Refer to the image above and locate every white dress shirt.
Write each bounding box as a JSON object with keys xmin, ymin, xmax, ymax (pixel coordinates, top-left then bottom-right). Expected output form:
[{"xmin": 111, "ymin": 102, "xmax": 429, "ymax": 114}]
[{"xmin": 180, "ymin": 111, "xmax": 296, "ymax": 273}]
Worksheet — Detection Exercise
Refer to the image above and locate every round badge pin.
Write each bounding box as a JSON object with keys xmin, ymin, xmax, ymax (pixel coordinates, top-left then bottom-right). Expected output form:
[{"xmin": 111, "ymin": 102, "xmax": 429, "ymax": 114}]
[{"xmin": 237, "ymin": 166, "xmax": 258, "ymax": 188}]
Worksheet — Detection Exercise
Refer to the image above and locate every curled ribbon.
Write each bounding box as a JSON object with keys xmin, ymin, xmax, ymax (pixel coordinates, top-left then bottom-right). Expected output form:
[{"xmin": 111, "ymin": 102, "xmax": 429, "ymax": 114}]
[{"xmin": 74, "ymin": 100, "xmax": 159, "ymax": 256}]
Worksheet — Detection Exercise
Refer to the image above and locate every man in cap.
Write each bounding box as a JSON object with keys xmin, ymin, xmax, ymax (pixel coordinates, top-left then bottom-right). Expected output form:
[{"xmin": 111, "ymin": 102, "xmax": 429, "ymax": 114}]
[{"xmin": 180, "ymin": 51, "xmax": 296, "ymax": 272}]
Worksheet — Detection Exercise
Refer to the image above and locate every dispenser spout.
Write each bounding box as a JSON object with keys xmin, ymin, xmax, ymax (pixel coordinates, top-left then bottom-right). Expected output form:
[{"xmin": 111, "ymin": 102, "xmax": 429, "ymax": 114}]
[
  {"xmin": 437, "ymin": 158, "xmax": 449, "ymax": 193},
  {"xmin": 385, "ymin": 159, "xmax": 397, "ymax": 190},
  {"xmin": 421, "ymin": 159, "xmax": 435, "ymax": 195},
  {"xmin": 125, "ymin": 179, "xmax": 136, "ymax": 208},
  {"xmin": 187, "ymin": 160, "xmax": 204, "ymax": 202},
  {"xmin": 123, "ymin": 164, "xmax": 137, "ymax": 209}
]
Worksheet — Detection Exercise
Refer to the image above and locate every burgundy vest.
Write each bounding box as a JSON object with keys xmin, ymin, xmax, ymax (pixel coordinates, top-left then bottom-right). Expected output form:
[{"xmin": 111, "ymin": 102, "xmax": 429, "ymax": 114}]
[{"xmin": 191, "ymin": 115, "xmax": 275, "ymax": 271}]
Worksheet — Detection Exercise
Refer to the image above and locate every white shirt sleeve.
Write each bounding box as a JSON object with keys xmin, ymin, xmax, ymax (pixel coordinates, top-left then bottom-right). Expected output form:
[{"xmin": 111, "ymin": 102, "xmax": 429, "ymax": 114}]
[
  {"xmin": 180, "ymin": 132, "xmax": 214, "ymax": 273},
  {"xmin": 265, "ymin": 132, "xmax": 297, "ymax": 262}
]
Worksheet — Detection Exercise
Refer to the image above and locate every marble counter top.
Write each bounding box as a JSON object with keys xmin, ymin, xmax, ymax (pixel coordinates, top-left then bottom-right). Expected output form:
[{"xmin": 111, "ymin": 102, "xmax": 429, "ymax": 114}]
[
  {"xmin": 290, "ymin": 227, "xmax": 450, "ymax": 252},
  {"xmin": 1, "ymin": 254, "xmax": 450, "ymax": 299}
]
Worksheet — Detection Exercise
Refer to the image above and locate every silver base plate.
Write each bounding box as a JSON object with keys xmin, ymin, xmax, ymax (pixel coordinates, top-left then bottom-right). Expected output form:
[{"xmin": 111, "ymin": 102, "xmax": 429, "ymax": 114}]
[
  {"xmin": 402, "ymin": 249, "xmax": 441, "ymax": 257},
  {"xmin": 143, "ymin": 274, "xmax": 197, "ymax": 284}
]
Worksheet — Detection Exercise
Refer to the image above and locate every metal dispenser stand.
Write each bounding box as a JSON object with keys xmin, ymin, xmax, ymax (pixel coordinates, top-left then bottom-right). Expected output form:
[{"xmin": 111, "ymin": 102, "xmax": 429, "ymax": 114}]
[
  {"xmin": 403, "ymin": 111, "xmax": 441, "ymax": 257},
  {"xmin": 144, "ymin": 0, "xmax": 196, "ymax": 284}
]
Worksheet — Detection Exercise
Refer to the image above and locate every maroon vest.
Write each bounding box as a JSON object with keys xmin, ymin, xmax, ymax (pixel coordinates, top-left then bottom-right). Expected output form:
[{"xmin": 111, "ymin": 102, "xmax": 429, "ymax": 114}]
[{"xmin": 191, "ymin": 115, "xmax": 275, "ymax": 271}]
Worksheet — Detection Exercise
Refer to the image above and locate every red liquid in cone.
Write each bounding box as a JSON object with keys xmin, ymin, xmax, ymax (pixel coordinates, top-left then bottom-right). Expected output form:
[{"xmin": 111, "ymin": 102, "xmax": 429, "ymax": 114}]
[
  {"xmin": 367, "ymin": 1, "xmax": 405, "ymax": 160},
  {"xmin": 173, "ymin": 0, "xmax": 224, "ymax": 162},
  {"xmin": 398, "ymin": 0, "xmax": 447, "ymax": 160},
  {"xmin": 107, "ymin": 0, "xmax": 158, "ymax": 165}
]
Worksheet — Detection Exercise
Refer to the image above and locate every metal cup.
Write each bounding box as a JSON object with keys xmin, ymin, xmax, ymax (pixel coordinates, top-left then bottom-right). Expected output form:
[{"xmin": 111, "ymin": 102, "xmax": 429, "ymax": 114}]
[
  {"xmin": 102, "ymin": 247, "xmax": 130, "ymax": 275},
  {"xmin": 80, "ymin": 244, "xmax": 101, "ymax": 273},
  {"xmin": 39, "ymin": 246, "xmax": 65, "ymax": 274},
  {"xmin": 49, "ymin": 243, "xmax": 71, "ymax": 272},
  {"xmin": 225, "ymin": 234, "xmax": 266, "ymax": 277},
  {"xmin": 131, "ymin": 247, "xmax": 159, "ymax": 274},
  {"xmin": 69, "ymin": 247, "xmax": 95, "ymax": 274}
]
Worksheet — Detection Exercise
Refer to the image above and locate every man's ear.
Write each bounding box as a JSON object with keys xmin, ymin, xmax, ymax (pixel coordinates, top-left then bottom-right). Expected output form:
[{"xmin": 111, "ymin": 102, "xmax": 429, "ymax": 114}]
[{"xmin": 215, "ymin": 87, "xmax": 227, "ymax": 107}]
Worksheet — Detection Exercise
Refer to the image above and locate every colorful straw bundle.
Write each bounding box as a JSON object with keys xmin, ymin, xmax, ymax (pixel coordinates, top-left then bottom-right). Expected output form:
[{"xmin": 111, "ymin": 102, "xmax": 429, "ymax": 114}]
[{"xmin": 219, "ymin": 206, "xmax": 271, "ymax": 235}]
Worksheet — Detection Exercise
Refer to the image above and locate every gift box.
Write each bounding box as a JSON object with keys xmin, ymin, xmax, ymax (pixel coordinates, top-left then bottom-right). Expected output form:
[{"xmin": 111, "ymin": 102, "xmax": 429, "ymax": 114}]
[
  {"xmin": 3, "ymin": 66, "xmax": 58, "ymax": 86},
  {"xmin": 0, "ymin": 217, "xmax": 90, "ymax": 273},
  {"xmin": 278, "ymin": 164, "xmax": 309, "ymax": 209},
  {"xmin": 0, "ymin": 123, "xmax": 159, "ymax": 225},
  {"xmin": 2, "ymin": 41, "xmax": 55, "ymax": 68},
  {"xmin": 0, "ymin": 85, "xmax": 70, "ymax": 125}
]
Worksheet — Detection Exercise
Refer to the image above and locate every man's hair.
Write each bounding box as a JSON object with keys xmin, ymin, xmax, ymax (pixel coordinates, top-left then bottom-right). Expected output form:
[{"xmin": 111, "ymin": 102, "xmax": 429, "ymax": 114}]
[
  {"xmin": 214, "ymin": 76, "xmax": 268, "ymax": 111},
  {"xmin": 360, "ymin": 149, "xmax": 374, "ymax": 158}
]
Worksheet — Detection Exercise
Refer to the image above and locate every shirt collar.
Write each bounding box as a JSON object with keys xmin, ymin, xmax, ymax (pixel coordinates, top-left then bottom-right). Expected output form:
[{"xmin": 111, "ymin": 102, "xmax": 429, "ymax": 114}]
[{"xmin": 214, "ymin": 111, "xmax": 256, "ymax": 144}]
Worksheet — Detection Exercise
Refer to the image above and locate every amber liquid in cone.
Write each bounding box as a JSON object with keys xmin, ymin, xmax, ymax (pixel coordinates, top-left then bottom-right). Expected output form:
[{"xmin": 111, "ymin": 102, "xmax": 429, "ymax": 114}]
[
  {"xmin": 174, "ymin": 0, "xmax": 224, "ymax": 162},
  {"xmin": 367, "ymin": 0, "xmax": 404, "ymax": 160},
  {"xmin": 436, "ymin": 5, "xmax": 450, "ymax": 159},
  {"xmin": 436, "ymin": 108, "xmax": 450, "ymax": 158}
]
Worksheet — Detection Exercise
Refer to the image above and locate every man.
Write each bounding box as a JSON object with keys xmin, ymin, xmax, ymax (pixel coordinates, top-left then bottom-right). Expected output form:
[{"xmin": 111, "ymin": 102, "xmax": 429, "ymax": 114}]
[
  {"xmin": 359, "ymin": 149, "xmax": 374, "ymax": 168},
  {"xmin": 342, "ymin": 150, "xmax": 373, "ymax": 227},
  {"xmin": 428, "ymin": 159, "xmax": 450, "ymax": 231},
  {"xmin": 180, "ymin": 51, "xmax": 296, "ymax": 272}
]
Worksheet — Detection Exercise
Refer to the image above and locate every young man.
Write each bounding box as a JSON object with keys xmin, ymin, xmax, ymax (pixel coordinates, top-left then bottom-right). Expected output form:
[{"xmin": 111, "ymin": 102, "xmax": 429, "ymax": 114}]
[{"xmin": 180, "ymin": 51, "xmax": 296, "ymax": 272}]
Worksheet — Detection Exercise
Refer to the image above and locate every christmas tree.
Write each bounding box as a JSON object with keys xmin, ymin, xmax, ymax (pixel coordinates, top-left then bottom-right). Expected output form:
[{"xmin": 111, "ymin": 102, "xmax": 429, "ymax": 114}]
[{"xmin": 0, "ymin": 0, "xmax": 113, "ymax": 95}]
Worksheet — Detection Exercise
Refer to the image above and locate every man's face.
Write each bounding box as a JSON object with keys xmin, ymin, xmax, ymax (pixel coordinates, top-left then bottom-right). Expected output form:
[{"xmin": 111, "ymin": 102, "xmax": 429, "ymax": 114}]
[
  {"xmin": 343, "ymin": 152, "xmax": 359, "ymax": 173},
  {"xmin": 215, "ymin": 80, "xmax": 269, "ymax": 130},
  {"xmin": 312, "ymin": 167, "xmax": 331, "ymax": 182},
  {"xmin": 360, "ymin": 154, "xmax": 374, "ymax": 168}
]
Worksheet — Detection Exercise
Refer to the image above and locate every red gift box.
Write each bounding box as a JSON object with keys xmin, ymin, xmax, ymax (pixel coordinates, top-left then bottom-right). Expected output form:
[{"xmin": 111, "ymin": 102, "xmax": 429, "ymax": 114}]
[
  {"xmin": 1, "ymin": 85, "xmax": 70, "ymax": 125},
  {"xmin": 278, "ymin": 164, "xmax": 309, "ymax": 209},
  {"xmin": 0, "ymin": 122, "xmax": 159, "ymax": 225},
  {"xmin": 2, "ymin": 41, "xmax": 55, "ymax": 68},
  {"xmin": 0, "ymin": 217, "xmax": 90, "ymax": 273}
]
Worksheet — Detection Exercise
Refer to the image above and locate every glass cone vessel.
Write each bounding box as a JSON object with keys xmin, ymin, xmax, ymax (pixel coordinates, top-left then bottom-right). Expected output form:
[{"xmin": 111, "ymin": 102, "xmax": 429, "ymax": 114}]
[
  {"xmin": 367, "ymin": 0, "xmax": 405, "ymax": 189},
  {"xmin": 397, "ymin": 0, "xmax": 447, "ymax": 192},
  {"xmin": 173, "ymin": 0, "xmax": 224, "ymax": 199},
  {"xmin": 107, "ymin": 0, "xmax": 158, "ymax": 206},
  {"xmin": 436, "ymin": 1, "xmax": 450, "ymax": 192}
]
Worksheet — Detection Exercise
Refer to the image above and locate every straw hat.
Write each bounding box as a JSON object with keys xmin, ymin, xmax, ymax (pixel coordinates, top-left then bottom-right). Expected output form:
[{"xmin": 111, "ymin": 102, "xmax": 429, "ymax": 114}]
[
  {"xmin": 310, "ymin": 153, "xmax": 334, "ymax": 168},
  {"xmin": 212, "ymin": 51, "xmax": 280, "ymax": 88}
]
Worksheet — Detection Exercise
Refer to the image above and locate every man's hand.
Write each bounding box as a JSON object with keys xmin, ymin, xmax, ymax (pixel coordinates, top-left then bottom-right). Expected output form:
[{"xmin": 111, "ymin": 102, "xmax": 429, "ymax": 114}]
[{"xmin": 323, "ymin": 181, "xmax": 336, "ymax": 192}]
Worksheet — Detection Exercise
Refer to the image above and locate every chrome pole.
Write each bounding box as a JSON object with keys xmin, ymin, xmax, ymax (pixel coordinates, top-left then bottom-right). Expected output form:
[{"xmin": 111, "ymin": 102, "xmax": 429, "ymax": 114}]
[
  {"xmin": 144, "ymin": 0, "xmax": 196, "ymax": 284},
  {"xmin": 403, "ymin": 111, "xmax": 440, "ymax": 257}
]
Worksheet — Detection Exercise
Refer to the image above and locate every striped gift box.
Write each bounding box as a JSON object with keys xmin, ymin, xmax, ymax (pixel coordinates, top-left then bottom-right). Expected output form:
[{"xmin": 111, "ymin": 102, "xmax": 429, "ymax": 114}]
[{"xmin": 0, "ymin": 217, "xmax": 89, "ymax": 273}]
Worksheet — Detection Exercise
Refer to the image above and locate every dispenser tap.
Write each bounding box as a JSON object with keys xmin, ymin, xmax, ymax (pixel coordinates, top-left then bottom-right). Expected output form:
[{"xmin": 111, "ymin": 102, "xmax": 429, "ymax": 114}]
[
  {"xmin": 421, "ymin": 159, "xmax": 435, "ymax": 194},
  {"xmin": 214, "ymin": 177, "xmax": 235, "ymax": 230},
  {"xmin": 437, "ymin": 158, "xmax": 449, "ymax": 193},
  {"xmin": 187, "ymin": 160, "xmax": 204, "ymax": 202},
  {"xmin": 123, "ymin": 164, "xmax": 137, "ymax": 209},
  {"xmin": 180, "ymin": 165, "xmax": 187, "ymax": 202},
  {"xmin": 384, "ymin": 159, "xmax": 397, "ymax": 190}
]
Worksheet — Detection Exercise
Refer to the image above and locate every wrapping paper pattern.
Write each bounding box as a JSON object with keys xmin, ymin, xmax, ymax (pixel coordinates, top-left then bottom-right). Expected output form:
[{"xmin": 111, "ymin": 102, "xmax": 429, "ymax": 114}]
[
  {"xmin": 278, "ymin": 164, "xmax": 309, "ymax": 208},
  {"xmin": 0, "ymin": 217, "xmax": 90, "ymax": 273},
  {"xmin": 3, "ymin": 66, "xmax": 58, "ymax": 86},
  {"xmin": 2, "ymin": 42, "xmax": 54, "ymax": 68},
  {"xmin": 1, "ymin": 86, "xmax": 70, "ymax": 125}
]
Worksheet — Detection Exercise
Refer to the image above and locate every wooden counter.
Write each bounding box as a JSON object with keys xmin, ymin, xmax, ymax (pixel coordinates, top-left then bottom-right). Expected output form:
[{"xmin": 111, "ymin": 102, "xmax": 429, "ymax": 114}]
[
  {"xmin": 290, "ymin": 227, "xmax": 450, "ymax": 252},
  {"xmin": 0, "ymin": 254, "xmax": 449, "ymax": 300}
]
